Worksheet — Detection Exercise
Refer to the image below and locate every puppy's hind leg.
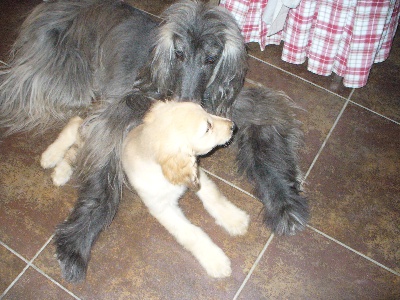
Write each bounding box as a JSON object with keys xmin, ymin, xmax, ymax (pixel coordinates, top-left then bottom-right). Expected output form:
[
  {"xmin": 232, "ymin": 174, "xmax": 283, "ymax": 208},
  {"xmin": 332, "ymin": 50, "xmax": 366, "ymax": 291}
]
[
  {"xmin": 41, "ymin": 116, "xmax": 83, "ymax": 169},
  {"xmin": 196, "ymin": 169, "xmax": 249, "ymax": 236},
  {"xmin": 51, "ymin": 138, "xmax": 81, "ymax": 186}
]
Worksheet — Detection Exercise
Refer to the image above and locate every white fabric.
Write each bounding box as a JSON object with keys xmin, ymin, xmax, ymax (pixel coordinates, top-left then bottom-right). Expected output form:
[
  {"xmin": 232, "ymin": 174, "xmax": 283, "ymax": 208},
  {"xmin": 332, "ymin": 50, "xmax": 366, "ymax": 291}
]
[{"xmin": 262, "ymin": 0, "xmax": 301, "ymax": 35}]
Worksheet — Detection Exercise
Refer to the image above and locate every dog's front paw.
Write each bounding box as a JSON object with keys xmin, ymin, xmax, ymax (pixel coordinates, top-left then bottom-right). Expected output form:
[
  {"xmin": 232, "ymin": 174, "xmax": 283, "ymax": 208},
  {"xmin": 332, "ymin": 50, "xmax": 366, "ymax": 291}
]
[
  {"xmin": 199, "ymin": 246, "xmax": 231, "ymax": 278},
  {"xmin": 51, "ymin": 161, "xmax": 73, "ymax": 186},
  {"xmin": 267, "ymin": 195, "xmax": 309, "ymax": 236},
  {"xmin": 55, "ymin": 226, "xmax": 89, "ymax": 282},
  {"xmin": 57, "ymin": 251, "xmax": 87, "ymax": 283},
  {"xmin": 41, "ymin": 144, "xmax": 65, "ymax": 169}
]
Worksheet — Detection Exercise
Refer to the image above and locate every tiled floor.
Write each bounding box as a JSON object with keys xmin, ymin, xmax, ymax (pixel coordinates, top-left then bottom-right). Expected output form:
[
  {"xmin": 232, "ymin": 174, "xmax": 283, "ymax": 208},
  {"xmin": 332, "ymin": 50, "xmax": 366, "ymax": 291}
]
[{"xmin": 1, "ymin": 0, "xmax": 399, "ymax": 299}]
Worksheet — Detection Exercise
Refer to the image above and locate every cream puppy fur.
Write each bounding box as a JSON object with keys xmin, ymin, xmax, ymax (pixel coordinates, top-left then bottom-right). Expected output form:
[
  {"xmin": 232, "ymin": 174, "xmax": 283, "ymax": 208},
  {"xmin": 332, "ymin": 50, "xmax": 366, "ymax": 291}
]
[
  {"xmin": 41, "ymin": 101, "xmax": 249, "ymax": 278},
  {"xmin": 41, "ymin": 116, "xmax": 83, "ymax": 186}
]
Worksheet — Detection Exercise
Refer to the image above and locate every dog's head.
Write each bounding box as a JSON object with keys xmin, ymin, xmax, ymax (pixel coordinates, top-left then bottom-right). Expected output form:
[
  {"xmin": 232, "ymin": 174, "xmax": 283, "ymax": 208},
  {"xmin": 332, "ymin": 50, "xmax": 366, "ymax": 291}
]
[
  {"xmin": 151, "ymin": 0, "xmax": 247, "ymax": 114},
  {"xmin": 144, "ymin": 101, "xmax": 234, "ymax": 190}
]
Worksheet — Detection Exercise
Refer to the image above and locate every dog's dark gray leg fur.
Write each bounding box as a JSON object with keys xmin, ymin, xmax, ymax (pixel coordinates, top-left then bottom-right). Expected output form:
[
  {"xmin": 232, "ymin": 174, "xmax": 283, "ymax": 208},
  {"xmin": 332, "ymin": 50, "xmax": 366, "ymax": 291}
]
[
  {"xmin": 55, "ymin": 93, "xmax": 154, "ymax": 281},
  {"xmin": 231, "ymin": 88, "xmax": 308, "ymax": 235},
  {"xmin": 55, "ymin": 163, "xmax": 118, "ymax": 282}
]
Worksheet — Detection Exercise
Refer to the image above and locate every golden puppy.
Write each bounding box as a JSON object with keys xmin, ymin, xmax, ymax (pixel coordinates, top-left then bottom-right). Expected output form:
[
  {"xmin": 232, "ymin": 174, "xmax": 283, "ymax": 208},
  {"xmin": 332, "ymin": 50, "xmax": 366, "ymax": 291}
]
[
  {"xmin": 123, "ymin": 101, "xmax": 249, "ymax": 277},
  {"xmin": 41, "ymin": 101, "xmax": 249, "ymax": 278}
]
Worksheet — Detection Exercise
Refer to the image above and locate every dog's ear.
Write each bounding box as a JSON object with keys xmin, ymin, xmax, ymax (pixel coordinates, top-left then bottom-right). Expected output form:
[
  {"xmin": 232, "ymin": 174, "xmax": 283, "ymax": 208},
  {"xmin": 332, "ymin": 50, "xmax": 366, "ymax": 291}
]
[
  {"xmin": 204, "ymin": 7, "xmax": 248, "ymax": 115},
  {"xmin": 150, "ymin": 25, "xmax": 175, "ymax": 94},
  {"xmin": 158, "ymin": 152, "xmax": 200, "ymax": 192}
]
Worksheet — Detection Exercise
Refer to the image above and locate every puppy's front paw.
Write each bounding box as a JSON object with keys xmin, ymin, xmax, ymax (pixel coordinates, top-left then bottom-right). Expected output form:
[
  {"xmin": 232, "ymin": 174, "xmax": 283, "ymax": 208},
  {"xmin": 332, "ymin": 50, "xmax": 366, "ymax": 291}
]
[
  {"xmin": 51, "ymin": 161, "xmax": 73, "ymax": 186},
  {"xmin": 199, "ymin": 247, "xmax": 231, "ymax": 278},
  {"xmin": 41, "ymin": 145, "xmax": 65, "ymax": 169},
  {"xmin": 215, "ymin": 203, "xmax": 250, "ymax": 236}
]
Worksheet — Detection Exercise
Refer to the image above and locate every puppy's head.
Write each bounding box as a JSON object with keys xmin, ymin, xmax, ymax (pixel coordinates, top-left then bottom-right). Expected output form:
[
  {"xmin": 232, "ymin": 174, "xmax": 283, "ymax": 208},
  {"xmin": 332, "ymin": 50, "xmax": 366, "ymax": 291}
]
[{"xmin": 144, "ymin": 101, "xmax": 234, "ymax": 190}]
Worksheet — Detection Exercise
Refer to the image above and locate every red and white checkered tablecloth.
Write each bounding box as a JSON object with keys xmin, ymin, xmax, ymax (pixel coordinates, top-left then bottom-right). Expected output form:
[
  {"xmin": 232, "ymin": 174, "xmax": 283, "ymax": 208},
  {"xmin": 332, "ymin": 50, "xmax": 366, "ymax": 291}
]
[{"xmin": 220, "ymin": 0, "xmax": 400, "ymax": 88}]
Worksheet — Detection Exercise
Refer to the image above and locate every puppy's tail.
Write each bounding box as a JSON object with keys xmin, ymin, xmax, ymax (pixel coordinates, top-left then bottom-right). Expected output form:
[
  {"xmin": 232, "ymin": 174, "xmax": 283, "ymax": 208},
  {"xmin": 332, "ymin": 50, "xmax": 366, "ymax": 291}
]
[
  {"xmin": 54, "ymin": 92, "xmax": 153, "ymax": 282},
  {"xmin": 232, "ymin": 87, "xmax": 309, "ymax": 235},
  {"xmin": 0, "ymin": 0, "xmax": 95, "ymax": 136}
]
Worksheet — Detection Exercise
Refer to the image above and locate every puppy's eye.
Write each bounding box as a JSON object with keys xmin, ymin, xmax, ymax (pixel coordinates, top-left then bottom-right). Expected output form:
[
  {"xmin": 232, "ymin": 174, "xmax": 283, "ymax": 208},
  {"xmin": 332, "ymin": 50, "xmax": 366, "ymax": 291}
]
[
  {"xmin": 205, "ymin": 120, "xmax": 212, "ymax": 133},
  {"xmin": 205, "ymin": 55, "xmax": 218, "ymax": 64},
  {"xmin": 175, "ymin": 50, "xmax": 184, "ymax": 61}
]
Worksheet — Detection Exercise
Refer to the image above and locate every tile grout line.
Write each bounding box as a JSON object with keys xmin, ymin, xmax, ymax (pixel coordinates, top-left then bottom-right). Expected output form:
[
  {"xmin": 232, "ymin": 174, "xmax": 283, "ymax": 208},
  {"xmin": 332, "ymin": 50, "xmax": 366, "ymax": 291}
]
[
  {"xmin": 0, "ymin": 236, "xmax": 53, "ymax": 298},
  {"xmin": 0, "ymin": 236, "xmax": 81, "ymax": 300},
  {"xmin": 348, "ymin": 99, "xmax": 400, "ymax": 126},
  {"xmin": 232, "ymin": 234, "xmax": 275, "ymax": 300},
  {"xmin": 27, "ymin": 233, "xmax": 81, "ymax": 300},
  {"xmin": 303, "ymin": 89, "xmax": 353, "ymax": 181},
  {"xmin": 247, "ymin": 58, "xmax": 400, "ymax": 126},
  {"xmin": 307, "ymin": 225, "xmax": 400, "ymax": 277},
  {"xmin": 29, "ymin": 234, "xmax": 82, "ymax": 300},
  {"xmin": 201, "ymin": 168, "xmax": 257, "ymax": 200},
  {"xmin": 245, "ymin": 74, "xmax": 345, "ymax": 102},
  {"xmin": 29, "ymin": 264, "xmax": 81, "ymax": 300},
  {"xmin": 0, "ymin": 241, "xmax": 31, "ymax": 300},
  {"xmin": 0, "ymin": 240, "xmax": 30, "ymax": 264},
  {"xmin": 0, "ymin": 264, "xmax": 30, "ymax": 299},
  {"xmin": 248, "ymin": 54, "xmax": 350, "ymax": 100}
]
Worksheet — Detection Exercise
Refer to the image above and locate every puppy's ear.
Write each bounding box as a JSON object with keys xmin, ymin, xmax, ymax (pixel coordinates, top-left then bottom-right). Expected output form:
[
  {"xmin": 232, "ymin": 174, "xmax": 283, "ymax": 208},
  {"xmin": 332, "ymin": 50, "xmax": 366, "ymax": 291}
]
[{"xmin": 158, "ymin": 152, "xmax": 200, "ymax": 191}]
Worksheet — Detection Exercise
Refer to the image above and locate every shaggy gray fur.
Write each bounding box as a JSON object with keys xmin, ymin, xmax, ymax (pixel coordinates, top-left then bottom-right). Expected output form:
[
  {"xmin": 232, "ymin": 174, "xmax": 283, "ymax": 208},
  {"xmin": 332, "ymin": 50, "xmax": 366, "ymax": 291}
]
[
  {"xmin": 0, "ymin": 0, "xmax": 157, "ymax": 134},
  {"xmin": 0, "ymin": 0, "xmax": 308, "ymax": 282}
]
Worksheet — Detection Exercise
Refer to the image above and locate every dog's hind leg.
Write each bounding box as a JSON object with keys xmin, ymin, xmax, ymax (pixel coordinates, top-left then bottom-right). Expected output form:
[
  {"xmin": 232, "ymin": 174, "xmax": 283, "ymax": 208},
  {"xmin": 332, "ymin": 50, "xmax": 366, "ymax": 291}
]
[
  {"xmin": 196, "ymin": 169, "xmax": 249, "ymax": 236},
  {"xmin": 0, "ymin": 1, "xmax": 99, "ymax": 135}
]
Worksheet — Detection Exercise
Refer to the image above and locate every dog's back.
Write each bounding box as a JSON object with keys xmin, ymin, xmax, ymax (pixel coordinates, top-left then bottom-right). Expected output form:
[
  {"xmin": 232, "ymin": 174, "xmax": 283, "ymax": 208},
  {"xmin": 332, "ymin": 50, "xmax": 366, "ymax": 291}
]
[{"xmin": 0, "ymin": 0, "xmax": 157, "ymax": 135}]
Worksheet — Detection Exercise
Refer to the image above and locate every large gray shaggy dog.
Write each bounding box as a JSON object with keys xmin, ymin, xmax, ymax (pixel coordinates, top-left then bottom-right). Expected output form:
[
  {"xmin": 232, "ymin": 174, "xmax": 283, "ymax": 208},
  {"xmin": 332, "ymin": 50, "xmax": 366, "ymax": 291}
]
[{"xmin": 0, "ymin": 0, "xmax": 308, "ymax": 282}]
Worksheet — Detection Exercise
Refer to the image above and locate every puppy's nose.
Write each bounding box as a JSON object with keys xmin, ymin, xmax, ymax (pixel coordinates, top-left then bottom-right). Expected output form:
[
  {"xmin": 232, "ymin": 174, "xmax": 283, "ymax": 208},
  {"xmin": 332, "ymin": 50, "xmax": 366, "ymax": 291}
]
[{"xmin": 231, "ymin": 121, "xmax": 237, "ymax": 132}]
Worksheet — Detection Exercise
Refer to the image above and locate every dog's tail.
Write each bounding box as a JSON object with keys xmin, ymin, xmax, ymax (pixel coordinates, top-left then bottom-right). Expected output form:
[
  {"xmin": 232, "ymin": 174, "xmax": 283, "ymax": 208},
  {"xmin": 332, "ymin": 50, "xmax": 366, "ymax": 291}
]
[
  {"xmin": 232, "ymin": 87, "xmax": 309, "ymax": 235},
  {"xmin": 0, "ymin": 0, "xmax": 96, "ymax": 136},
  {"xmin": 54, "ymin": 92, "xmax": 154, "ymax": 282}
]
